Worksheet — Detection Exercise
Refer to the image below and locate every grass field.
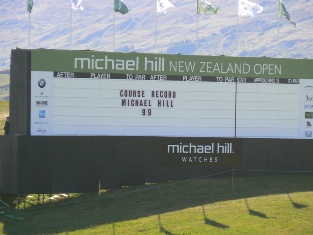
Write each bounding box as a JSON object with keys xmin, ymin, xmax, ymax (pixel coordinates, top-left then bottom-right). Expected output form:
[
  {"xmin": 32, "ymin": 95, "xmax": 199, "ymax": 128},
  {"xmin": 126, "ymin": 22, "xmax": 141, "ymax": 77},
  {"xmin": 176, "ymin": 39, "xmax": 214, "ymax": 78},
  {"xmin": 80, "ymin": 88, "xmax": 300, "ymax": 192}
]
[
  {"xmin": 0, "ymin": 101, "xmax": 9, "ymax": 135},
  {"xmin": 0, "ymin": 74, "xmax": 9, "ymax": 101},
  {"xmin": 0, "ymin": 73, "xmax": 9, "ymax": 134},
  {"xmin": 0, "ymin": 172, "xmax": 312, "ymax": 235}
]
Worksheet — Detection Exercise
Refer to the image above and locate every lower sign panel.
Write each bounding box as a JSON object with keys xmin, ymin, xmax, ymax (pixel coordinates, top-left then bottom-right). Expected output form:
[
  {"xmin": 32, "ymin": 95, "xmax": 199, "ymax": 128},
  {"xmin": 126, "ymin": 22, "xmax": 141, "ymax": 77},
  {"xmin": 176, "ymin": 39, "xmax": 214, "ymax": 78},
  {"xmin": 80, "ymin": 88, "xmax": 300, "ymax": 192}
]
[{"xmin": 155, "ymin": 137, "xmax": 243, "ymax": 167}]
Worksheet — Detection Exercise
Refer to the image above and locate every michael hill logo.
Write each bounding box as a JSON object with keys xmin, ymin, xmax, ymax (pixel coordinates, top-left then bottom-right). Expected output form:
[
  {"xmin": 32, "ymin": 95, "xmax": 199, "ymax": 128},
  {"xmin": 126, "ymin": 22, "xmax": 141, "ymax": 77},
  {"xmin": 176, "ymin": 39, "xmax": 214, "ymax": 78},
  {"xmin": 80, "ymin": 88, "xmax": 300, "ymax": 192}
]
[
  {"xmin": 166, "ymin": 142, "xmax": 237, "ymax": 164},
  {"xmin": 74, "ymin": 55, "xmax": 165, "ymax": 72},
  {"xmin": 157, "ymin": 139, "xmax": 243, "ymax": 167},
  {"xmin": 167, "ymin": 142, "xmax": 234, "ymax": 154}
]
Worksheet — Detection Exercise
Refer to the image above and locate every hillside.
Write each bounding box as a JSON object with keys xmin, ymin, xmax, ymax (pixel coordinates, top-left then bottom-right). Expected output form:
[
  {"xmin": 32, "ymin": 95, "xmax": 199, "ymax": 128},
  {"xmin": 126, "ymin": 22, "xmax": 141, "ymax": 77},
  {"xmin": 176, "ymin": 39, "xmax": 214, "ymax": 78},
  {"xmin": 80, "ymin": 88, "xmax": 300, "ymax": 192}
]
[
  {"xmin": 0, "ymin": 0, "xmax": 313, "ymax": 72},
  {"xmin": 0, "ymin": 74, "xmax": 9, "ymax": 101}
]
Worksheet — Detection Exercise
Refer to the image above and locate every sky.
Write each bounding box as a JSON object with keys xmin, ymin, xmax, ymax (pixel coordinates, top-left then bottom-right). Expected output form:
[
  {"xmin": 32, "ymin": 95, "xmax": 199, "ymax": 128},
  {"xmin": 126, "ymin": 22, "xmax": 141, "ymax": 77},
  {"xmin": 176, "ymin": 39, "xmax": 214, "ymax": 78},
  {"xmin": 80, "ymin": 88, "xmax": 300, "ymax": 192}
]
[{"xmin": 0, "ymin": 0, "xmax": 312, "ymax": 71}]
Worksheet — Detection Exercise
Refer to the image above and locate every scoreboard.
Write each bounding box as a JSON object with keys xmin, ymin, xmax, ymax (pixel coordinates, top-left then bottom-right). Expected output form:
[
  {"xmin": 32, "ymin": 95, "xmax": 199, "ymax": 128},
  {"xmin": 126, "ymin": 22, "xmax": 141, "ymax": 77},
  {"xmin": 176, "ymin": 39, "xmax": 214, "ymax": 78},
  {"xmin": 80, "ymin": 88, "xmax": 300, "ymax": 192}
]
[{"xmin": 30, "ymin": 50, "xmax": 313, "ymax": 139}]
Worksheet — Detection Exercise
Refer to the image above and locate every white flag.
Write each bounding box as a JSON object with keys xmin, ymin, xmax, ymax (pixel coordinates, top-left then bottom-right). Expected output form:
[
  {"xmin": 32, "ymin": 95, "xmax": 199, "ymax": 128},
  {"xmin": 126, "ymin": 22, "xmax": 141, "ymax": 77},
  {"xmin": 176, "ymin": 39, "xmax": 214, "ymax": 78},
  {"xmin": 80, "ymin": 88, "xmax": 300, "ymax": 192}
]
[
  {"xmin": 157, "ymin": 0, "xmax": 174, "ymax": 13},
  {"xmin": 72, "ymin": 0, "xmax": 84, "ymax": 10},
  {"xmin": 238, "ymin": 0, "xmax": 263, "ymax": 17}
]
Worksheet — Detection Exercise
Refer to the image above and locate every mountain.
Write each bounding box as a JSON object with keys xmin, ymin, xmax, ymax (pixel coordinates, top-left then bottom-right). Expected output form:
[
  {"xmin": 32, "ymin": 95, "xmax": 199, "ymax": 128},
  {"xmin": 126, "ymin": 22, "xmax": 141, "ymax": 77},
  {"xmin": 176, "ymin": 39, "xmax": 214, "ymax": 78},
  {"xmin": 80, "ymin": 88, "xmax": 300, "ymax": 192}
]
[{"xmin": 0, "ymin": 0, "xmax": 312, "ymax": 72}]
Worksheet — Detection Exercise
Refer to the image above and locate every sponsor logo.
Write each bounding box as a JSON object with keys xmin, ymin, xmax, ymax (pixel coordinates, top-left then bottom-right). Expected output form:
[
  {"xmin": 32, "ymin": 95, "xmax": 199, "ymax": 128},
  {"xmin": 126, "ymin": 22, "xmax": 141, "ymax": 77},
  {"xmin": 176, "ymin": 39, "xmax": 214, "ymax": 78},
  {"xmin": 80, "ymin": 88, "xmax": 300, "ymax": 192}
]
[
  {"xmin": 35, "ymin": 91, "xmax": 48, "ymax": 98},
  {"xmin": 36, "ymin": 101, "xmax": 48, "ymax": 107},
  {"xmin": 39, "ymin": 110, "xmax": 45, "ymax": 118},
  {"xmin": 306, "ymin": 95, "xmax": 313, "ymax": 101},
  {"xmin": 305, "ymin": 112, "xmax": 313, "ymax": 119},
  {"xmin": 34, "ymin": 121, "xmax": 49, "ymax": 125},
  {"xmin": 307, "ymin": 121, "xmax": 312, "ymax": 128},
  {"xmin": 305, "ymin": 131, "xmax": 312, "ymax": 137},
  {"xmin": 36, "ymin": 128, "xmax": 47, "ymax": 134},
  {"xmin": 304, "ymin": 104, "xmax": 313, "ymax": 109},
  {"xmin": 38, "ymin": 78, "xmax": 46, "ymax": 88},
  {"xmin": 167, "ymin": 142, "xmax": 234, "ymax": 154}
]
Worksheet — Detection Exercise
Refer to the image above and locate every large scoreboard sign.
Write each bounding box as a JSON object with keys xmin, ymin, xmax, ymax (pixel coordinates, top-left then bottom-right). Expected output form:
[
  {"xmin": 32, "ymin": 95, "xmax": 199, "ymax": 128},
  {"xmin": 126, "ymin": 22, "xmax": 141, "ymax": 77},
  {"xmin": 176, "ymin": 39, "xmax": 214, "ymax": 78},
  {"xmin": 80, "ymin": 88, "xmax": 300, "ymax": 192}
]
[{"xmin": 30, "ymin": 50, "xmax": 313, "ymax": 139}]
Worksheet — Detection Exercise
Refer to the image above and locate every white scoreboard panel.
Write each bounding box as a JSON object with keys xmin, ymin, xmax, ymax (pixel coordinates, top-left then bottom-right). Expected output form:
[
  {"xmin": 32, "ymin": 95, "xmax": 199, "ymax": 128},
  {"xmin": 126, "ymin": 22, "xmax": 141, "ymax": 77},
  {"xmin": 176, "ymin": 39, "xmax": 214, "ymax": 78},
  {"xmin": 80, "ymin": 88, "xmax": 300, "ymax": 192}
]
[
  {"xmin": 236, "ymin": 81, "xmax": 300, "ymax": 138},
  {"xmin": 30, "ymin": 50, "xmax": 313, "ymax": 138},
  {"xmin": 32, "ymin": 72, "xmax": 237, "ymax": 137},
  {"xmin": 31, "ymin": 71, "xmax": 313, "ymax": 139}
]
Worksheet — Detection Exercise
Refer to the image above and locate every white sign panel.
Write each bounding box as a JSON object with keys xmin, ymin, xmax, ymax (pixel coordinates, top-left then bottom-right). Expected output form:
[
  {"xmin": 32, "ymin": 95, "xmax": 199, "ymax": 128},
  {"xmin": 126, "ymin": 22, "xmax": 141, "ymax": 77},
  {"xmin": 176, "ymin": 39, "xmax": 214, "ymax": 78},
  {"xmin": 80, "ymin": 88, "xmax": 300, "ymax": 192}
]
[
  {"xmin": 49, "ymin": 73, "xmax": 236, "ymax": 137},
  {"xmin": 30, "ymin": 71, "xmax": 313, "ymax": 139}
]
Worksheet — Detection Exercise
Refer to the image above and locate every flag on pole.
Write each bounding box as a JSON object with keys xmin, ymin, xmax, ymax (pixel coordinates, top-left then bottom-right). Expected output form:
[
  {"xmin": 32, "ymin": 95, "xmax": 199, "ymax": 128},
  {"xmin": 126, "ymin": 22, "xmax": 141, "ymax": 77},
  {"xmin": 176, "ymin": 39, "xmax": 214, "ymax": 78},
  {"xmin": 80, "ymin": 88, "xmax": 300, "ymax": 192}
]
[
  {"xmin": 157, "ymin": 0, "xmax": 174, "ymax": 14},
  {"xmin": 72, "ymin": 0, "xmax": 84, "ymax": 10},
  {"xmin": 114, "ymin": 0, "xmax": 129, "ymax": 14},
  {"xmin": 279, "ymin": 0, "xmax": 296, "ymax": 27},
  {"xmin": 197, "ymin": 0, "xmax": 219, "ymax": 14},
  {"xmin": 27, "ymin": 0, "xmax": 33, "ymax": 13},
  {"xmin": 238, "ymin": 0, "xmax": 263, "ymax": 17}
]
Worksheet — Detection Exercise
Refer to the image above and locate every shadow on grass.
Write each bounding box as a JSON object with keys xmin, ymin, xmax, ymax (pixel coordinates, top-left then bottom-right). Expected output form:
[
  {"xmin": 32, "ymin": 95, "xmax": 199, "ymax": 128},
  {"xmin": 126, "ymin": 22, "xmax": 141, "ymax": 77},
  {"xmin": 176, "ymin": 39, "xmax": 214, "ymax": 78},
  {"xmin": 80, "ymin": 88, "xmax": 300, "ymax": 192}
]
[
  {"xmin": 1, "ymin": 173, "xmax": 312, "ymax": 234},
  {"xmin": 202, "ymin": 205, "xmax": 229, "ymax": 229},
  {"xmin": 287, "ymin": 193, "xmax": 308, "ymax": 209},
  {"xmin": 244, "ymin": 198, "xmax": 267, "ymax": 219},
  {"xmin": 159, "ymin": 227, "xmax": 176, "ymax": 235},
  {"xmin": 158, "ymin": 214, "xmax": 177, "ymax": 235}
]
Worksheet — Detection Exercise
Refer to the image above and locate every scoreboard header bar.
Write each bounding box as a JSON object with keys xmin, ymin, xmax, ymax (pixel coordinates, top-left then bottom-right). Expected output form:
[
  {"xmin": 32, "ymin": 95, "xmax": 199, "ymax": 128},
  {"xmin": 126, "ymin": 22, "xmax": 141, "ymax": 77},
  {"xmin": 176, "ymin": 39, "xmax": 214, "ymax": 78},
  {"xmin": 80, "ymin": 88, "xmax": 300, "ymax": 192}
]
[{"xmin": 31, "ymin": 49, "xmax": 313, "ymax": 79}]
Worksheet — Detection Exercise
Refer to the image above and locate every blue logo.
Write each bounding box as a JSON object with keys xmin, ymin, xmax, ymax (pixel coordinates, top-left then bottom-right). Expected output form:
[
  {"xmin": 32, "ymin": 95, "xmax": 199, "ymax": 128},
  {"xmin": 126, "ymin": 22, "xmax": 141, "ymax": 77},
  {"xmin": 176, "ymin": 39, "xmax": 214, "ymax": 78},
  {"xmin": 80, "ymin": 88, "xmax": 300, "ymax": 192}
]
[
  {"xmin": 304, "ymin": 104, "xmax": 313, "ymax": 109},
  {"xmin": 39, "ymin": 110, "xmax": 45, "ymax": 118},
  {"xmin": 38, "ymin": 78, "xmax": 46, "ymax": 88},
  {"xmin": 305, "ymin": 131, "xmax": 312, "ymax": 137}
]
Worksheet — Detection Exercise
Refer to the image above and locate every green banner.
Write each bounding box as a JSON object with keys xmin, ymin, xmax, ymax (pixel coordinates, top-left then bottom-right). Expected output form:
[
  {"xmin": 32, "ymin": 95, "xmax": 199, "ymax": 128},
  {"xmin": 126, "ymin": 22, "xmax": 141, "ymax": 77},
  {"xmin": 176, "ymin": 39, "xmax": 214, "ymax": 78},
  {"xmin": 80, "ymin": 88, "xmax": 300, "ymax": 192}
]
[{"xmin": 31, "ymin": 49, "xmax": 313, "ymax": 79}]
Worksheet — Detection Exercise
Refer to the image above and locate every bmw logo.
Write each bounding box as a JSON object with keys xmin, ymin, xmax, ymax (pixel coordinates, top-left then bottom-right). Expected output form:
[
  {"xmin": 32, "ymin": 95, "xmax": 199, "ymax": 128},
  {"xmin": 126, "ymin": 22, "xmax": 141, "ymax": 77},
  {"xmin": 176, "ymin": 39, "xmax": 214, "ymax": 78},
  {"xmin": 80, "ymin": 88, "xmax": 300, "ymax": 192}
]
[{"xmin": 38, "ymin": 78, "xmax": 46, "ymax": 88}]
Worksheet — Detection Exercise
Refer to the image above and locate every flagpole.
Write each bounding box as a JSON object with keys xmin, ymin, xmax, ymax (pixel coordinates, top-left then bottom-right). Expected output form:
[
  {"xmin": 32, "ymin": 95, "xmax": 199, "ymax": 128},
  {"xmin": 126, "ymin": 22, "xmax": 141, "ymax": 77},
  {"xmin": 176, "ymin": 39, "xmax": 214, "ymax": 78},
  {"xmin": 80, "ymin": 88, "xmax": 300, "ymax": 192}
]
[
  {"xmin": 196, "ymin": 14, "xmax": 199, "ymax": 54},
  {"xmin": 236, "ymin": 1, "xmax": 239, "ymax": 56},
  {"xmin": 196, "ymin": 1, "xmax": 199, "ymax": 54},
  {"xmin": 155, "ymin": 10, "xmax": 158, "ymax": 53},
  {"xmin": 28, "ymin": 12, "xmax": 30, "ymax": 49},
  {"xmin": 113, "ymin": 12, "xmax": 115, "ymax": 52},
  {"xmin": 70, "ymin": 1, "xmax": 72, "ymax": 50},
  {"xmin": 236, "ymin": 19, "xmax": 239, "ymax": 56},
  {"xmin": 27, "ymin": 0, "xmax": 32, "ymax": 50},
  {"xmin": 277, "ymin": 0, "xmax": 280, "ymax": 58}
]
